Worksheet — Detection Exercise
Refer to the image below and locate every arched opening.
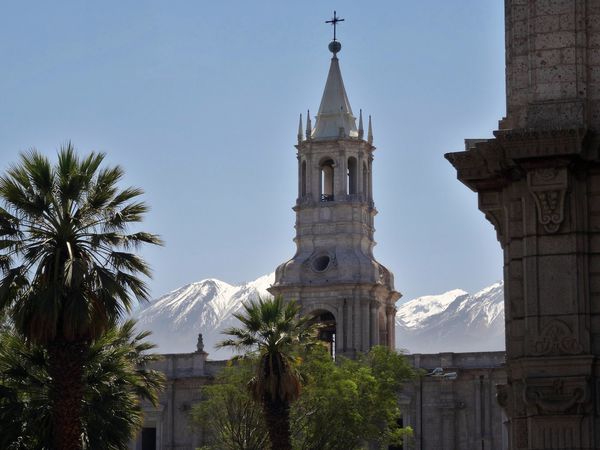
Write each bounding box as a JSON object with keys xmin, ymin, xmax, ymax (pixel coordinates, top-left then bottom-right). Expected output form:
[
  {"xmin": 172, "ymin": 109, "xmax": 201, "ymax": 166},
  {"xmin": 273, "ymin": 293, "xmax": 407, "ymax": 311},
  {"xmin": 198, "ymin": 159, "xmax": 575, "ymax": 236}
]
[
  {"xmin": 347, "ymin": 156, "xmax": 357, "ymax": 195},
  {"xmin": 301, "ymin": 160, "xmax": 307, "ymax": 197},
  {"xmin": 362, "ymin": 162, "xmax": 368, "ymax": 199},
  {"xmin": 309, "ymin": 310, "xmax": 337, "ymax": 358},
  {"xmin": 320, "ymin": 158, "xmax": 334, "ymax": 202}
]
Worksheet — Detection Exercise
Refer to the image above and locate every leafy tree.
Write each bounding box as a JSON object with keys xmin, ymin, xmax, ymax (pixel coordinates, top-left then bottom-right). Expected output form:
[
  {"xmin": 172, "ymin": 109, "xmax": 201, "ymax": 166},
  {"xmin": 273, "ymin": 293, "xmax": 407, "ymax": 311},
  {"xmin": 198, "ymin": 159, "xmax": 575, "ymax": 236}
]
[
  {"xmin": 0, "ymin": 145, "xmax": 161, "ymax": 449},
  {"xmin": 0, "ymin": 319, "xmax": 165, "ymax": 450},
  {"xmin": 193, "ymin": 345, "xmax": 415, "ymax": 450},
  {"xmin": 292, "ymin": 345, "xmax": 414, "ymax": 449},
  {"xmin": 217, "ymin": 296, "xmax": 315, "ymax": 450},
  {"xmin": 193, "ymin": 359, "xmax": 268, "ymax": 450}
]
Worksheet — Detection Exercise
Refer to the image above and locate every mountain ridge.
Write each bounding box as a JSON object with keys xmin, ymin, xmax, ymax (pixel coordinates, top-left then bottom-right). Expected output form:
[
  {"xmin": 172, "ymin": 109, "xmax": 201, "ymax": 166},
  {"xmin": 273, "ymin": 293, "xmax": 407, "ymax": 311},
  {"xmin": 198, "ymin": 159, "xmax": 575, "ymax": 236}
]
[{"xmin": 135, "ymin": 274, "xmax": 505, "ymax": 359}]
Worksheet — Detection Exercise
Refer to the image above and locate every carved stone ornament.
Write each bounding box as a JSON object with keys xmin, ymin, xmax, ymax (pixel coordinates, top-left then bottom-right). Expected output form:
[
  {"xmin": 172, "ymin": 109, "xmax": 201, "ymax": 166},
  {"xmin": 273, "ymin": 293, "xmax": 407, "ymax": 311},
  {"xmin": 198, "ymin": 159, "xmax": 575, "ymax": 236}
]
[
  {"xmin": 196, "ymin": 333, "xmax": 205, "ymax": 353},
  {"xmin": 527, "ymin": 167, "xmax": 568, "ymax": 233},
  {"xmin": 532, "ymin": 319, "xmax": 583, "ymax": 356},
  {"xmin": 496, "ymin": 383, "xmax": 509, "ymax": 411},
  {"xmin": 478, "ymin": 191, "xmax": 506, "ymax": 244},
  {"xmin": 524, "ymin": 378, "xmax": 590, "ymax": 415}
]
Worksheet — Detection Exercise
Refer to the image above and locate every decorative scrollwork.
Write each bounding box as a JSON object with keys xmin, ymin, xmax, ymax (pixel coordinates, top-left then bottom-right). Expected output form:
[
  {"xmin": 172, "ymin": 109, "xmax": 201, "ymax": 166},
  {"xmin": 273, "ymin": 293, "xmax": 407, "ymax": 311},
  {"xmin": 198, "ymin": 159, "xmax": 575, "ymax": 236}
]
[
  {"xmin": 524, "ymin": 378, "xmax": 590, "ymax": 415},
  {"xmin": 532, "ymin": 319, "xmax": 582, "ymax": 356},
  {"xmin": 527, "ymin": 167, "xmax": 568, "ymax": 234}
]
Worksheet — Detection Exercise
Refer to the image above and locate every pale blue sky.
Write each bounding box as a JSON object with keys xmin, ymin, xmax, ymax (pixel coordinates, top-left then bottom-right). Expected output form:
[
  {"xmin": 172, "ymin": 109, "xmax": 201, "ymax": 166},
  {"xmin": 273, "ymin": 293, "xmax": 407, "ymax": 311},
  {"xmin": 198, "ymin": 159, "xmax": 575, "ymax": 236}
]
[{"xmin": 0, "ymin": 1, "xmax": 505, "ymax": 302}]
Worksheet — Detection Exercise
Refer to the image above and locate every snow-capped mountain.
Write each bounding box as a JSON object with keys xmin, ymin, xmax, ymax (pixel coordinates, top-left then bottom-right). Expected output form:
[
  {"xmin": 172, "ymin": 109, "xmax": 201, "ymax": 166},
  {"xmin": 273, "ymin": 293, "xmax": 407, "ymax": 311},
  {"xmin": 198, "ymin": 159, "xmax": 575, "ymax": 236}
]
[
  {"xmin": 135, "ymin": 274, "xmax": 505, "ymax": 359},
  {"xmin": 135, "ymin": 273, "xmax": 274, "ymax": 359},
  {"xmin": 395, "ymin": 281, "xmax": 505, "ymax": 353}
]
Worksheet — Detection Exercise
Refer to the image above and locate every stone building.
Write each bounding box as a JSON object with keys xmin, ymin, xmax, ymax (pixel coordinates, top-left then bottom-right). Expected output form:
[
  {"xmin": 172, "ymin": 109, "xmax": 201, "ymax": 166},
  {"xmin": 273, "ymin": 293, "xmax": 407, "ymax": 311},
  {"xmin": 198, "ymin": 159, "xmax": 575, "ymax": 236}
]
[
  {"xmin": 129, "ymin": 345, "xmax": 508, "ymax": 450},
  {"xmin": 269, "ymin": 27, "xmax": 400, "ymax": 358},
  {"xmin": 446, "ymin": 1, "xmax": 600, "ymax": 448},
  {"xmin": 129, "ymin": 344, "xmax": 226, "ymax": 450},
  {"xmin": 403, "ymin": 352, "xmax": 507, "ymax": 450}
]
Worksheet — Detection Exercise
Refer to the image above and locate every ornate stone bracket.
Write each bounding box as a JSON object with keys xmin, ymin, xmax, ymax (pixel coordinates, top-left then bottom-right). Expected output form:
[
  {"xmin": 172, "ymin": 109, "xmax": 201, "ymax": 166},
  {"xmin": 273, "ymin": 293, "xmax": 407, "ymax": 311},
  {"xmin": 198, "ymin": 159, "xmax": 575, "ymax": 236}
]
[
  {"xmin": 496, "ymin": 381, "xmax": 527, "ymax": 419},
  {"xmin": 527, "ymin": 167, "xmax": 568, "ymax": 233},
  {"xmin": 478, "ymin": 190, "xmax": 506, "ymax": 244},
  {"xmin": 531, "ymin": 319, "xmax": 583, "ymax": 356},
  {"xmin": 524, "ymin": 377, "xmax": 590, "ymax": 415}
]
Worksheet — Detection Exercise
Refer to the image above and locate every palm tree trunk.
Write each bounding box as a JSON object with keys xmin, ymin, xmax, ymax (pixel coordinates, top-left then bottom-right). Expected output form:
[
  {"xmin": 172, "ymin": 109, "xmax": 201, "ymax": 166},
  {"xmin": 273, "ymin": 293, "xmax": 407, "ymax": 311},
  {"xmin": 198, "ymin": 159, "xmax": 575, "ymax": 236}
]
[
  {"xmin": 263, "ymin": 398, "xmax": 292, "ymax": 450},
  {"xmin": 48, "ymin": 341, "xmax": 86, "ymax": 450}
]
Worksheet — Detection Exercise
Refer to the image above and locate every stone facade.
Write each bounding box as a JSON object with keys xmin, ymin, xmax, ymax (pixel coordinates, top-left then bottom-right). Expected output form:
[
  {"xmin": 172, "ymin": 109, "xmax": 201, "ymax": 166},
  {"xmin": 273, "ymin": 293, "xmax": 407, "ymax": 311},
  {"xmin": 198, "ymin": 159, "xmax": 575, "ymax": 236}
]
[
  {"xmin": 446, "ymin": 1, "xmax": 600, "ymax": 448},
  {"xmin": 129, "ymin": 350, "xmax": 225, "ymax": 450},
  {"xmin": 403, "ymin": 352, "xmax": 507, "ymax": 450},
  {"xmin": 131, "ymin": 350, "xmax": 507, "ymax": 450}
]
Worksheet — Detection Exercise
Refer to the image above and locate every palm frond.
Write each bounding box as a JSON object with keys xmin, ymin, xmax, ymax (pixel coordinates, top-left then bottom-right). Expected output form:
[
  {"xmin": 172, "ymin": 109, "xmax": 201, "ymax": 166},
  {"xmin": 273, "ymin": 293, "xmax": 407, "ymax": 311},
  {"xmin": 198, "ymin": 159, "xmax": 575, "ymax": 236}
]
[{"xmin": 0, "ymin": 144, "xmax": 160, "ymax": 344}]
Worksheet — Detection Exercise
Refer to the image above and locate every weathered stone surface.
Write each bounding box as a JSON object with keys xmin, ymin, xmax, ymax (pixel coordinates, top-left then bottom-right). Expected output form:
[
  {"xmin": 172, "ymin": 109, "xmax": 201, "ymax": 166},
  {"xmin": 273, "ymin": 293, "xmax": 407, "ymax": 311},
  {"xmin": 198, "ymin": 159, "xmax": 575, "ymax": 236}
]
[
  {"xmin": 447, "ymin": 1, "xmax": 600, "ymax": 448},
  {"xmin": 405, "ymin": 352, "xmax": 507, "ymax": 450},
  {"xmin": 129, "ymin": 350, "xmax": 226, "ymax": 450}
]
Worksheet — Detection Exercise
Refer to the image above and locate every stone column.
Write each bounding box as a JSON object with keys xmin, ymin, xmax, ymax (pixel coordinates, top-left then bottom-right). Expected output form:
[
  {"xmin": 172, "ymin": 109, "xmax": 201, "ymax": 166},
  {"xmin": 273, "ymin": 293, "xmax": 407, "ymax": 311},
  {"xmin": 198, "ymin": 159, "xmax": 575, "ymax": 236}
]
[
  {"xmin": 337, "ymin": 149, "xmax": 347, "ymax": 199},
  {"xmin": 446, "ymin": 1, "xmax": 600, "ymax": 448},
  {"xmin": 362, "ymin": 300, "xmax": 370, "ymax": 352},
  {"xmin": 369, "ymin": 301, "xmax": 378, "ymax": 347},
  {"xmin": 367, "ymin": 157, "xmax": 373, "ymax": 203},
  {"xmin": 344, "ymin": 299, "xmax": 353, "ymax": 355},
  {"xmin": 386, "ymin": 306, "xmax": 396, "ymax": 349},
  {"xmin": 306, "ymin": 154, "xmax": 313, "ymax": 202},
  {"xmin": 335, "ymin": 306, "xmax": 344, "ymax": 356}
]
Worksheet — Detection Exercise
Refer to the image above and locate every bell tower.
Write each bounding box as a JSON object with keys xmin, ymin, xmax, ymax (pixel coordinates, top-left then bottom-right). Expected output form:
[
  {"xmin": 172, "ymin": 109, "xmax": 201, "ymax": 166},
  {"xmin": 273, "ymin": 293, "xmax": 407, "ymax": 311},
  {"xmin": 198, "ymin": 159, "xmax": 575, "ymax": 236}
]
[{"xmin": 269, "ymin": 14, "xmax": 400, "ymax": 357}]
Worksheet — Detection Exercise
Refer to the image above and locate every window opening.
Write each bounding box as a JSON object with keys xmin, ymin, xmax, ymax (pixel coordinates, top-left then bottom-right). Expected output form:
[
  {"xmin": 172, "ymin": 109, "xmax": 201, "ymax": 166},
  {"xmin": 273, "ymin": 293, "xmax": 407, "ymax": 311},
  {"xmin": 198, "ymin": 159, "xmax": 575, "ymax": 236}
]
[
  {"xmin": 347, "ymin": 157, "xmax": 357, "ymax": 195},
  {"xmin": 320, "ymin": 159, "xmax": 334, "ymax": 202}
]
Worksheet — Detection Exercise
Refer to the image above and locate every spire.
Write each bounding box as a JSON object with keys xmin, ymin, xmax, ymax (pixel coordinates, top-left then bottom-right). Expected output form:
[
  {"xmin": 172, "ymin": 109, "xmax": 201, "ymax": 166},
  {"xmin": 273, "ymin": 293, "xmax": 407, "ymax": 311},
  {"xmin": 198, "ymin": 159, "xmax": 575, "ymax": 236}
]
[
  {"xmin": 367, "ymin": 115, "xmax": 373, "ymax": 144},
  {"xmin": 306, "ymin": 110, "xmax": 312, "ymax": 139},
  {"xmin": 297, "ymin": 114, "xmax": 303, "ymax": 144},
  {"xmin": 358, "ymin": 109, "xmax": 364, "ymax": 140},
  {"xmin": 312, "ymin": 12, "xmax": 358, "ymax": 140}
]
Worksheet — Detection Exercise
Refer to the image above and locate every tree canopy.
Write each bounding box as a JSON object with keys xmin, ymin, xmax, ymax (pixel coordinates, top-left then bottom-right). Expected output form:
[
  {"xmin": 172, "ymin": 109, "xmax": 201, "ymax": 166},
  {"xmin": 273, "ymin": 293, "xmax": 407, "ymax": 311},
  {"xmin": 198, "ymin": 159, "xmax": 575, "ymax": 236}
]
[
  {"xmin": 194, "ymin": 345, "xmax": 415, "ymax": 450},
  {"xmin": 0, "ymin": 144, "xmax": 162, "ymax": 449},
  {"xmin": 0, "ymin": 319, "xmax": 165, "ymax": 450},
  {"xmin": 217, "ymin": 296, "xmax": 316, "ymax": 450}
]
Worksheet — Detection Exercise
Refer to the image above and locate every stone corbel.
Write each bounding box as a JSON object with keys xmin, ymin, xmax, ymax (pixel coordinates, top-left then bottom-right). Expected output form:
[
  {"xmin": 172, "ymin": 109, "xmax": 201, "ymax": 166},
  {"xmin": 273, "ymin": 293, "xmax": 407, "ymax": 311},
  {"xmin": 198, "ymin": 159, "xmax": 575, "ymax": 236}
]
[
  {"xmin": 527, "ymin": 167, "xmax": 568, "ymax": 233},
  {"xmin": 478, "ymin": 190, "xmax": 506, "ymax": 245},
  {"xmin": 497, "ymin": 381, "xmax": 528, "ymax": 418}
]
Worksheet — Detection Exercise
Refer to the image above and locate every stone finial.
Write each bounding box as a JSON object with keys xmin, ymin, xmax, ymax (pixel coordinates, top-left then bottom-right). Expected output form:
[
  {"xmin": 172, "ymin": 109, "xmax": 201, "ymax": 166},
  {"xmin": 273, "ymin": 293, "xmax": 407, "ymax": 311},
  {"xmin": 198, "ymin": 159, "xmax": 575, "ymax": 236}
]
[
  {"xmin": 196, "ymin": 333, "xmax": 204, "ymax": 353},
  {"xmin": 367, "ymin": 115, "xmax": 373, "ymax": 144},
  {"xmin": 306, "ymin": 110, "xmax": 312, "ymax": 139},
  {"xmin": 297, "ymin": 113, "xmax": 304, "ymax": 144},
  {"xmin": 358, "ymin": 109, "xmax": 364, "ymax": 140}
]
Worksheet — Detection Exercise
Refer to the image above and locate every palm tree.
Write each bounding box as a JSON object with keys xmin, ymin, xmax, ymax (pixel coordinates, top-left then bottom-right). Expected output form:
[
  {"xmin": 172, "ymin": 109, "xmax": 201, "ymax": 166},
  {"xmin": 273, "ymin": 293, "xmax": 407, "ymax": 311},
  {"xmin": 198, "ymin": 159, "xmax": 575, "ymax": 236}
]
[
  {"xmin": 0, "ymin": 144, "xmax": 162, "ymax": 450},
  {"xmin": 0, "ymin": 319, "xmax": 165, "ymax": 450},
  {"xmin": 217, "ymin": 296, "xmax": 315, "ymax": 450}
]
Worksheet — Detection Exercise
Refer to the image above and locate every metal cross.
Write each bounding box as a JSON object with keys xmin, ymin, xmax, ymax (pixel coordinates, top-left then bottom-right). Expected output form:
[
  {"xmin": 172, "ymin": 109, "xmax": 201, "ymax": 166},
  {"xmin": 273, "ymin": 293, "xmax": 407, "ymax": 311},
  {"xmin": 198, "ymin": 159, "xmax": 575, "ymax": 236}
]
[{"xmin": 325, "ymin": 11, "xmax": 344, "ymax": 41}]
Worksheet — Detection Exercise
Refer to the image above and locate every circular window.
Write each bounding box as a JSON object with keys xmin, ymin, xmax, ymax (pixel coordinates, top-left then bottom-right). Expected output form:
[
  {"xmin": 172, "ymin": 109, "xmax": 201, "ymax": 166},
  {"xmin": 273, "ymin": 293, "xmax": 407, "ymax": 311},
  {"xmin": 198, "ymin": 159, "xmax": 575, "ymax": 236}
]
[{"xmin": 312, "ymin": 255, "xmax": 331, "ymax": 272}]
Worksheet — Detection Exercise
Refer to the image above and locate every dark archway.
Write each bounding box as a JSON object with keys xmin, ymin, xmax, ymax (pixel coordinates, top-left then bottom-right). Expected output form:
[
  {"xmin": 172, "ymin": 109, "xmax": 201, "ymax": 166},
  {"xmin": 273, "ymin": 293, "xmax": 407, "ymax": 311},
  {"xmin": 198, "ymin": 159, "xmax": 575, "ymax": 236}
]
[{"xmin": 309, "ymin": 310, "xmax": 336, "ymax": 358}]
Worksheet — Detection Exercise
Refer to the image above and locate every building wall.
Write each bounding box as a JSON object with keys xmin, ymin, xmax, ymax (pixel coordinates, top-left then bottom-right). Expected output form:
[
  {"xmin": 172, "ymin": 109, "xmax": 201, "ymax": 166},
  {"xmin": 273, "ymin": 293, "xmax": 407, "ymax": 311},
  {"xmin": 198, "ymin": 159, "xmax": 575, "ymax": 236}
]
[
  {"xmin": 130, "ymin": 350, "xmax": 507, "ymax": 450},
  {"xmin": 129, "ymin": 351, "xmax": 225, "ymax": 450},
  {"xmin": 403, "ymin": 352, "xmax": 507, "ymax": 450},
  {"xmin": 447, "ymin": 2, "xmax": 600, "ymax": 447}
]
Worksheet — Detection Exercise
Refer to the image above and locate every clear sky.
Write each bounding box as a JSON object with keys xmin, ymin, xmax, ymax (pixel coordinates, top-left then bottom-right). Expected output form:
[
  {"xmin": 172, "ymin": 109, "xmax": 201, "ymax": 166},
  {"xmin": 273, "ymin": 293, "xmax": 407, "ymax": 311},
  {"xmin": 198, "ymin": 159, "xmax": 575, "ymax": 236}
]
[{"xmin": 0, "ymin": 1, "xmax": 505, "ymax": 302}]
